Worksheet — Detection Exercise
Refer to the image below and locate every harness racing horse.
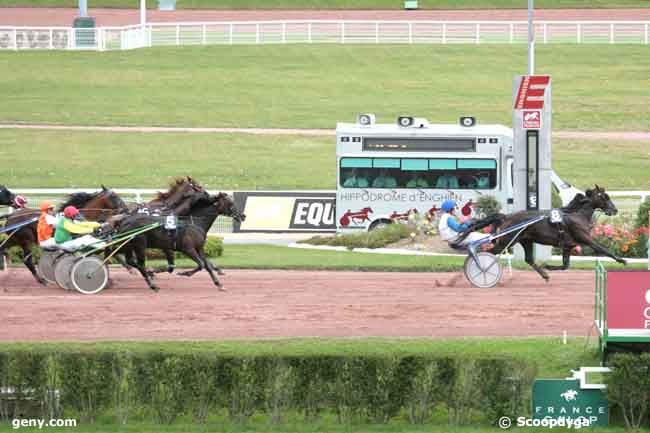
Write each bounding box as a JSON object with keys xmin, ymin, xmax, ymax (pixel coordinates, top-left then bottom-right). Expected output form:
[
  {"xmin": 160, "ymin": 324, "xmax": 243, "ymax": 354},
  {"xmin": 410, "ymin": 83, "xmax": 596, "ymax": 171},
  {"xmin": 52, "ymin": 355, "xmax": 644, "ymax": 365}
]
[
  {"xmin": 0, "ymin": 185, "xmax": 17, "ymax": 208},
  {"xmin": 1, "ymin": 187, "xmax": 127, "ymax": 285},
  {"xmin": 462, "ymin": 185, "xmax": 626, "ymax": 281},
  {"xmin": 115, "ymin": 192, "xmax": 245, "ymax": 292},
  {"xmin": 138, "ymin": 177, "xmax": 208, "ymax": 216}
]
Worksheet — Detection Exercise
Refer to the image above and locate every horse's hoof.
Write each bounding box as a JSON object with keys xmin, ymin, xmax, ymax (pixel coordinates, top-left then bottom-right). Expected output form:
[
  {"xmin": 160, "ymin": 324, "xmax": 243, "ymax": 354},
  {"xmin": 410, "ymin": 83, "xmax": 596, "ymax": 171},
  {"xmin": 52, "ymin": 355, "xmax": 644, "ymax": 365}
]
[
  {"xmin": 150, "ymin": 286, "xmax": 160, "ymax": 293},
  {"xmin": 38, "ymin": 278, "xmax": 48, "ymax": 286},
  {"xmin": 217, "ymin": 285, "xmax": 226, "ymax": 292},
  {"xmin": 217, "ymin": 270, "xmax": 225, "ymax": 276},
  {"xmin": 178, "ymin": 272, "xmax": 191, "ymax": 277}
]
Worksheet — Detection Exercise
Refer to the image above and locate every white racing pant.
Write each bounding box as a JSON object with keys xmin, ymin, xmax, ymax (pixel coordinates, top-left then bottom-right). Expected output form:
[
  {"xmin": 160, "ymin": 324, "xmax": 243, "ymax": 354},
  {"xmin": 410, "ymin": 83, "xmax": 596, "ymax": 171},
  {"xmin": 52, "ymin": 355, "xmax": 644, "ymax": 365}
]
[
  {"xmin": 39, "ymin": 238, "xmax": 57, "ymax": 249},
  {"xmin": 57, "ymin": 235, "xmax": 106, "ymax": 252},
  {"xmin": 450, "ymin": 231, "xmax": 491, "ymax": 248}
]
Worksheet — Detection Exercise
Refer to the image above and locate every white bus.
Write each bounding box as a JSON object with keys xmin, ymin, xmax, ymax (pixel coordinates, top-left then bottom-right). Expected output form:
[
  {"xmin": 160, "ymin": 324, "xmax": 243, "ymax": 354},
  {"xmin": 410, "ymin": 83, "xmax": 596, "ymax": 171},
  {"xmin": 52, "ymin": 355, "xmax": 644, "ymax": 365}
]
[{"xmin": 336, "ymin": 115, "xmax": 515, "ymax": 232}]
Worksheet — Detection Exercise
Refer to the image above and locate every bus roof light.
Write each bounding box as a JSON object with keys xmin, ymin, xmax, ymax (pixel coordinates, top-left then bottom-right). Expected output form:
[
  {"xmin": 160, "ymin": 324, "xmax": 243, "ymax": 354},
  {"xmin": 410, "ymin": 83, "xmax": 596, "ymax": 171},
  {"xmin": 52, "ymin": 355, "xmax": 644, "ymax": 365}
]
[{"xmin": 357, "ymin": 113, "xmax": 376, "ymax": 126}]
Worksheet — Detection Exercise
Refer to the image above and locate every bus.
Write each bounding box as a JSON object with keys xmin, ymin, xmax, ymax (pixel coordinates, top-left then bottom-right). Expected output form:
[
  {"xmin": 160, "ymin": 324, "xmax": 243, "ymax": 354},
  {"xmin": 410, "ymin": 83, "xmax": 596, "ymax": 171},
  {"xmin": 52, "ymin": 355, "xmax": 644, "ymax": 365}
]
[{"xmin": 336, "ymin": 115, "xmax": 515, "ymax": 232}]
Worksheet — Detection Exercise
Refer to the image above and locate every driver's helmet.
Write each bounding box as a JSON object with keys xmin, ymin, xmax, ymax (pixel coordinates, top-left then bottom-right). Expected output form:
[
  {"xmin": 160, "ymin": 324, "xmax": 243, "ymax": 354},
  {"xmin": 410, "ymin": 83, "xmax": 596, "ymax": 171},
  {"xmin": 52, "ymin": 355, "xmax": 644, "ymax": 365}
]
[
  {"xmin": 64, "ymin": 206, "xmax": 80, "ymax": 219},
  {"xmin": 440, "ymin": 200, "xmax": 457, "ymax": 213},
  {"xmin": 13, "ymin": 195, "xmax": 27, "ymax": 209}
]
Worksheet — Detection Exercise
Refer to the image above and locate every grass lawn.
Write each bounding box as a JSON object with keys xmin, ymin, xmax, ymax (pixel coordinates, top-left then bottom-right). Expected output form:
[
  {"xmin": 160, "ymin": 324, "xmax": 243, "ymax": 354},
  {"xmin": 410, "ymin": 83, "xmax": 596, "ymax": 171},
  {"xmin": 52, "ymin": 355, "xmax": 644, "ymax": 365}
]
[
  {"xmin": 0, "ymin": 0, "xmax": 647, "ymax": 9},
  {"xmin": 1, "ymin": 129, "xmax": 649, "ymax": 191},
  {"xmin": 160, "ymin": 244, "xmax": 648, "ymax": 270},
  {"xmin": 1, "ymin": 45, "xmax": 649, "ymax": 131}
]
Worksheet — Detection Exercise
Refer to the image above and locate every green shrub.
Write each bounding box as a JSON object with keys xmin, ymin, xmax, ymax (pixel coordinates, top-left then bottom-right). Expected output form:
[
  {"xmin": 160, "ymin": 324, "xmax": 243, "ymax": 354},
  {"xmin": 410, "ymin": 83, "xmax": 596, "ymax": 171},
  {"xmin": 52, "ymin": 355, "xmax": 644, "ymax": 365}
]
[
  {"xmin": 635, "ymin": 197, "xmax": 650, "ymax": 229},
  {"xmin": 0, "ymin": 349, "xmax": 536, "ymax": 427},
  {"xmin": 606, "ymin": 353, "xmax": 650, "ymax": 429},
  {"xmin": 203, "ymin": 236, "xmax": 223, "ymax": 258},
  {"xmin": 299, "ymin": 223, "xmax": 411, "ymax": 249},
  {"xmin": 474, "ymin": 195, "xmax": 502, "ymax": 218}
]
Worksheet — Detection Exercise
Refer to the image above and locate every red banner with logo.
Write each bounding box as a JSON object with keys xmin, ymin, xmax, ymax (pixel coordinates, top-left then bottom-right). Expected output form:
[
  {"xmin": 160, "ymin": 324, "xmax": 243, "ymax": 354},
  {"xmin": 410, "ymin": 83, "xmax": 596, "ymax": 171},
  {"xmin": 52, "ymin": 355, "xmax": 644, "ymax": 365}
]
[{"xmin": 607, "ymin": 271, "xmax": 650, "ymax": 330}]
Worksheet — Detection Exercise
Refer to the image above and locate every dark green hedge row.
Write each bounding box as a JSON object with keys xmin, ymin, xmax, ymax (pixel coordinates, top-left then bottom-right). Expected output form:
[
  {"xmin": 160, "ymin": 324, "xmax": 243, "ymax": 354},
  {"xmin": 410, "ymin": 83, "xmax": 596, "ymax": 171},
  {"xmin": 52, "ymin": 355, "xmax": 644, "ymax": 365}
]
[
  {"xmin": 606, "ymin": 353, "xmax": 650, "ymax": 430},
  {"xmin": 0, "ymin": 350, "xmax": 536, "ymax": 426}
]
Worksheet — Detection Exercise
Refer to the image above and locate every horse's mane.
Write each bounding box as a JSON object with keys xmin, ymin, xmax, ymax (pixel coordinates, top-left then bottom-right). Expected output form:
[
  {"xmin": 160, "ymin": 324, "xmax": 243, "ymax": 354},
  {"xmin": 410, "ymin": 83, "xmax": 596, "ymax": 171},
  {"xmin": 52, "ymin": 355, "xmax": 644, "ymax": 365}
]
[
  {"xmin": 561, "ymin": 193, "xmax": 590, "ymax": 212},
  {"xmin": 155, "ymin": 177, "xmax": 189, "ymax": 201},
  {"xmin": 57, "ymin": 191, "xmax": 101, "ymax": 212}
]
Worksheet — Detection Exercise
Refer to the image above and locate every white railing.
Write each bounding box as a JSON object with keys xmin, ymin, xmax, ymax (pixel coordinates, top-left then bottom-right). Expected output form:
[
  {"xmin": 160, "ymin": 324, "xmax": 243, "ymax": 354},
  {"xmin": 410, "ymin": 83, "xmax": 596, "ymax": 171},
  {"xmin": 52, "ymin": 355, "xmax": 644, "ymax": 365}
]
[{"xmin": 1, "ymin": 20, "xmax": 649, "ymax": 51}]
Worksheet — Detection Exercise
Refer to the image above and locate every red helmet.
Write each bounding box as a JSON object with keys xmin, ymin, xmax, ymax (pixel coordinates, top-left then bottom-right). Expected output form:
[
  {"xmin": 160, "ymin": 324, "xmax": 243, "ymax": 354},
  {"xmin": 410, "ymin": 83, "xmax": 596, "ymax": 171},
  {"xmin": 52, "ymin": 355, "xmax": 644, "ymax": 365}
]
[
  {"xmin": 64, "ymin": 206, "xmax": 80, "ymax": 219},
  {"xmin": 13, "ymin": 195, "xmax": 27, "ymax": 209}
]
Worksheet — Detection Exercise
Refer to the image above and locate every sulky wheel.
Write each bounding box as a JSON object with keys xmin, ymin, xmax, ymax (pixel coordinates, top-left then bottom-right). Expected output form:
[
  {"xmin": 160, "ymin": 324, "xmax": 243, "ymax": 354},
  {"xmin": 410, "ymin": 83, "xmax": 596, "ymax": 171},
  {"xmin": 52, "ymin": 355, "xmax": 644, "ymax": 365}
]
[
  {"xmin": 54, "ymin": 254, "xmax": 78, "ymax": 291},
  {"xmin": 38, "ymin": 251, "xmax": 63, "ymax": 284},
  {"xmin": 464, "ymin": 252, "xmax": 503, "ymax": 288},
  {"xmin": 71, "ymin": 256, "xmax": 109, "ymax": 295}
]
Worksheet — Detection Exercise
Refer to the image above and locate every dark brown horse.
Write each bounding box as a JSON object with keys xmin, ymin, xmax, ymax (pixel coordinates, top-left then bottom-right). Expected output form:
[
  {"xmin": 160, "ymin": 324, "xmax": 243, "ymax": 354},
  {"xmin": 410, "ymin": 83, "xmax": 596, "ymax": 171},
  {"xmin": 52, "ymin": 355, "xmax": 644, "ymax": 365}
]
[
  {"xmin": 0, "ymin": 185, "xmax": 17, "ymax": 208},
  {"xmin": 464, "ymin": 185, "xmax": 626, "ymax": 281},
  {"xmin": 1, "ymin": 187, "xmax": 127, "ymax": 285},
  {"xmin": 135, "ymin": 176, "xmax": 209, "ymax": 216},
  {"xmin": 114, "ymin": 192, "xmax": 245, "ymax": 292}
]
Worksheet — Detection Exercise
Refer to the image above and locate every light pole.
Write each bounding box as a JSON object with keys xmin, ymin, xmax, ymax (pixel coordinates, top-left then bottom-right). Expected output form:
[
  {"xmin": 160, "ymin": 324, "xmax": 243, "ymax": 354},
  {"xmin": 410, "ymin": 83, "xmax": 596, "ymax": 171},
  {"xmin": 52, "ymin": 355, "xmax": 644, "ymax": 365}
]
[
  {"xmin": 140, "ymin": 0, "xmax": 147, "ymax": 47},
  {"xmin": 528, "ymin": 0, "xmax": 534, "ymax": 75}
]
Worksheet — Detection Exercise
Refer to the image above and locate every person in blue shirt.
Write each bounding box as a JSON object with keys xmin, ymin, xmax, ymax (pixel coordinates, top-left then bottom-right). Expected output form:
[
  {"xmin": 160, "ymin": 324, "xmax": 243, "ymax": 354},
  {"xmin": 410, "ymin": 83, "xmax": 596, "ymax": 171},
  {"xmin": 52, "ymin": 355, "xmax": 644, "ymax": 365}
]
[{"xmin": 437, "ymin": 199, "xmax": 490, "ymax": 248}]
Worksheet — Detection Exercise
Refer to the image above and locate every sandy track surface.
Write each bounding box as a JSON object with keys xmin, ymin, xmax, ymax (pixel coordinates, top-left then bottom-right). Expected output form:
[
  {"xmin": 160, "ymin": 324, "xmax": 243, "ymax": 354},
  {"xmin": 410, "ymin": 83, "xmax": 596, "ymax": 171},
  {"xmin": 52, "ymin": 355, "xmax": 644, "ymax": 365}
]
[
  {"xmin": 0, "ymin": 268, "xmax": 596, "ymax": 341},
  {"xmin": 2, "ymin": 8, "xmax": 650, "ymax": 26}
]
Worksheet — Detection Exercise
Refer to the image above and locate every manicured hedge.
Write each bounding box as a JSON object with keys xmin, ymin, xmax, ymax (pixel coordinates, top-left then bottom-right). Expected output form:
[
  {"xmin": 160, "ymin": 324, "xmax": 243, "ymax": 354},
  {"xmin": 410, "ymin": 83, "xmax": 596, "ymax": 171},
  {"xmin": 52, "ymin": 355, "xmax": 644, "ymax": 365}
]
[{"xmin": 0, "ymin": 349, "xmax": 536, "ymax": 426}]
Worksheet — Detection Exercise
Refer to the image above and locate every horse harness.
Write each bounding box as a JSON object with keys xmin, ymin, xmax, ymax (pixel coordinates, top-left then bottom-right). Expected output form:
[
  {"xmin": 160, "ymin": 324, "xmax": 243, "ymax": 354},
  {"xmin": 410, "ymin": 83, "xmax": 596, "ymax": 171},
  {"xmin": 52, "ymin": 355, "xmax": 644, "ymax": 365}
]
[{"xmin": 549, "ymin": 208, "xmax": 568, "ymax": 249}]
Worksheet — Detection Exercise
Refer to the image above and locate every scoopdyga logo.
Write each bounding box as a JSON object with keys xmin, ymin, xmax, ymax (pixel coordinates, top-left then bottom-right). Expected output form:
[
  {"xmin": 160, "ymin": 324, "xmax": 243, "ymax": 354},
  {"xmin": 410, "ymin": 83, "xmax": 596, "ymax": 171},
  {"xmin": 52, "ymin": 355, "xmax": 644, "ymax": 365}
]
[
  {"xmin": 533, "ymin": 379, "xmax": 608, "ymax": 426},
  {"xmin": 290, "ymin": 198, "xmax": 336, "ymax": 230}
]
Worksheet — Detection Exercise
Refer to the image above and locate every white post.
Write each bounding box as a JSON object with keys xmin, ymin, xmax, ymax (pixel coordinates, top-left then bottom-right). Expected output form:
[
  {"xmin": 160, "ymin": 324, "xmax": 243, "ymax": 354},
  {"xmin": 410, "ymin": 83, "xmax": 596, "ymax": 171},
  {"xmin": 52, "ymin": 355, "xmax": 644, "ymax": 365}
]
[
  {"xmin": 528, "ymin": 0, "xmax": 534, "ymax": 74},
  {"xmin": 13, "ymin": 28, "xmax": 18, "ymax": 50},
  {"xmin": 176, "ymin": 24, "xmax": 180, "ymax": 46},
  {"xmin": 140, "ymin": 0, "xmax": 146, "ymax": 48},
  {"xmin": 442, "ymin": 22, "xmax": 446, "ymax": 43},
  {"xmin": 476, "ymin": 23, "xmax": 480, "ymax": 44},
  {"xmin": 282, "ymin": 22, "xmax": 286, "ymax": 43},
  {"xmin": 49, "ymin": 28, "xmax": 53, "ymax": 49},
  {"xmin": 543, "ymin": 22, "xmax": 547, "ymax": 44},
  {"xmin": 308, "ymin": 22, "xmax": 312, "ymax": 43},
  {"xmin": 509, "ymin": 23, "xmax": 514, "ymax": 43},
  {"xmin": 577, "ymin": 23, "xmax": 581, "ymax": 43},
  {"xmin": 202, "ymin": 24, "xmax": 206, "ymax": 45},
  {"xmin": 408, "ymin": 22, "xmax": 413, "ymax": 44},
  {"xmin": 341, "ymin": 22, "xmax": 345, "ymax": 44},
  {"xmin": 255, "ymin": 23, "xmax": 259, "ymax": 44},
  {"xmin": 645, "ymin": 23, "xmax": 649, "ymax": 44},
  {"xmin": 229, "ymin": 23, "xmax": 233, "ymax": 44},
  {"xmin": 375, "ymin": 22, "xmax": 379, "ymax": 43},
  {"xmin": 96, "ymin": 27, "xmax": 102, "ymax": 51},
  {"xmin": 148, "ymin": 24, "xmax": 152, "ymax": 47},
  {"xmin": 610, "ymin": 23, "xmax": 614, "ymax": 44},
  {"xmin": 68, "ymin": 28, "xmax": 74, "ymax": 49}
]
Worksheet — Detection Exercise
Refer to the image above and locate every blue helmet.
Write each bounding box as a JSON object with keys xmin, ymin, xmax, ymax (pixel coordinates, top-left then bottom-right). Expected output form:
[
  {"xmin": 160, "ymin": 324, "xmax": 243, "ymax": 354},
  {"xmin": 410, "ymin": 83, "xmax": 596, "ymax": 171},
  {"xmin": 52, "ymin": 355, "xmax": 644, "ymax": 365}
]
[{"xmin": 441, "ymin": 200, "xmax": 457, "ymax": 213}]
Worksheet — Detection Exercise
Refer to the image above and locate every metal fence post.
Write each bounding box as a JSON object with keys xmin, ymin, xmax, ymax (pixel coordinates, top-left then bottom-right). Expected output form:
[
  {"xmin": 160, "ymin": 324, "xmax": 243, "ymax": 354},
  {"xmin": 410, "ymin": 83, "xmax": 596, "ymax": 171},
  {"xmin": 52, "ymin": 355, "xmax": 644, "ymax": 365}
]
[
  {"xmin": 96, "ymin": 28, "xmax": 102, "ymax": 51},
  {"xmin": 408, "ymin": 22, "xmax": 413, "ymax": 44},
  {"xmin": 543, "ymin": 22, "xmax": 547, "ymax": 44},
  {"xmin": 509, "ymin": 23, "xmax": 513, "ymax": 43},
  {"xmin": 442, "ymin": 22, "xmax": 447, "ymax": 44},
  {"xmin": 13, "ymin": 28, "xmax": 17, "ymax": 50},
  {"xmin": 646, "ymin": 23, "xmax": 649, "ymax": 44},
  {"xmin": 476, "ymin": 23, "xmax": 480, "ymax": 44},
  {"xmin": 202, "ymin": 24, "xmax": 206, "ymax": 45},
  {"xmin": 68, "ymin": 28, "xmax": 74, "ymax": 49},
  {"xmin": 49, "ymin": 29, "xmax": 53, "ymax": 49},
  {"xmin": 176, "ymin": 24, "xmax": 180, "ymax": 46},
  {"xmin": 610, "ymin": 23, "xmax": 614, "ymax": 44}
]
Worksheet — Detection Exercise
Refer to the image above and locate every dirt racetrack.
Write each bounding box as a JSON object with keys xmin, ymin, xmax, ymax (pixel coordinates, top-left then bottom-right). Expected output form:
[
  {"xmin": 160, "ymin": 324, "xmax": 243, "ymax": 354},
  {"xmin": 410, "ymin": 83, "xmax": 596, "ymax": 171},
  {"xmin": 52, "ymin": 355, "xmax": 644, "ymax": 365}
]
[{"xmin": 0, "ymin": 268, "xmax": 596, "ymax": 341}]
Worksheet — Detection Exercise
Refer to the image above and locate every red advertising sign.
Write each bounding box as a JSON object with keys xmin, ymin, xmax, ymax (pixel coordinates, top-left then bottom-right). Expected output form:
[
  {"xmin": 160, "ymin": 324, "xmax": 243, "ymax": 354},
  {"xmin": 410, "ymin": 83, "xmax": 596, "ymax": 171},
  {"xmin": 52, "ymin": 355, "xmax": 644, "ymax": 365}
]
[
  {"xmin": 607, "ymin": 271, "xmax": 650, "ymax": 331},
  {"xmin": 514, "ymin": 75, "xmax": 550, "ymax": 110},
  {"xmin": 523, "ymin": 110, "xmax": 542, "ymax": 128}
]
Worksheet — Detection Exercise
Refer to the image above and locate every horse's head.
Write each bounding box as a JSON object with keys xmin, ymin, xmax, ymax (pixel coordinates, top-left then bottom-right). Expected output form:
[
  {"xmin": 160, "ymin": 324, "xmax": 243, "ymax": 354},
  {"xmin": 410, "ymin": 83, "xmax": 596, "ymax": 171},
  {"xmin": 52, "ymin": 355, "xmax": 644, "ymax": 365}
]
[
  {"xmin": 212, "ymin": 192, "xmax": 246, "ymax": 223},
  {"xmin": 99, "ymin": 186, "xmax": 128, "ymax": 212},
  {"xmin": 586, "ymin": 185, "xmax": 618, "ymax": 216},
  {"xmin": 159, "ymin": 177, "xmax": 209, "ymax": 212},
  {"xmin": 0, "ymin": 185, "xmax": 16, "ymax": 207}
]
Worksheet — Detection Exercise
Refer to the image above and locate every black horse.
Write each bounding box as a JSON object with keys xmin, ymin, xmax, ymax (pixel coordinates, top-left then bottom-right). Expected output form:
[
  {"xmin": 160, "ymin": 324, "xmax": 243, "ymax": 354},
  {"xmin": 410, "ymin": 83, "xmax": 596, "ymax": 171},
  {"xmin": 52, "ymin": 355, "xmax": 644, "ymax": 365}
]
[
  {"xmin": 462, "ymin": 185, "xmax": 627, "ymax": 281},
  {"xmin": 1, "ymin": 187, "xmax": 127, "ymax": 285},
  {"xmin": 0, "ymin": 185, "xmax": 17, "ymax": 208},
  {"xmin": 115, "ymin": 192, "xmax": 245, "ymax": 292}
]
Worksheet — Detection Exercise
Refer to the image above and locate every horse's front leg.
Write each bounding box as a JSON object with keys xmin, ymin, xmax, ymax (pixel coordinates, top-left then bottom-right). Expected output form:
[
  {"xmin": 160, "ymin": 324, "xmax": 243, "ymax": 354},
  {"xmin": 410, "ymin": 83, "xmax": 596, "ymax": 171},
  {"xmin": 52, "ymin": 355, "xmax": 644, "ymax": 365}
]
[
  {"xmin": 125, "ymin": 245, "xmax": 160, "ymax": 292},
  {"xmin": 544, "ymin": 247, "xmax": 572, "ymax": 271},
  {"xmin": 522, "ymin": 240, "xmax": 550, "ymax": 281},
  {"xmin": 154, "ymin": 249, "xmax": 176, "ymax": 274},
  {"xmin": 23, "ymin": 246, "xmax": 47, "ymax": 286},
  {"xmin": 575, "ymin": 235, "xmax": 627, "ymax": 265},
  {"xmin": 176, "ymin": 248, "xmax": 204, "ymax": 278}
]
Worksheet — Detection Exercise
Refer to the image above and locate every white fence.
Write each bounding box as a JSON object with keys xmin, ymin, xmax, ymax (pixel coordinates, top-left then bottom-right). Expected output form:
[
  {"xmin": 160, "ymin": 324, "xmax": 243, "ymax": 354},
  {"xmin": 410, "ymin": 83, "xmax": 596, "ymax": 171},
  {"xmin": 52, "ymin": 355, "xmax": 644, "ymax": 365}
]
[{"xmin": 1, "ymin": 20, "xmax": 649, "ymax": 51}]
